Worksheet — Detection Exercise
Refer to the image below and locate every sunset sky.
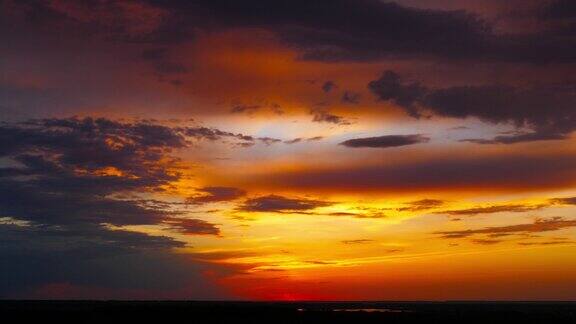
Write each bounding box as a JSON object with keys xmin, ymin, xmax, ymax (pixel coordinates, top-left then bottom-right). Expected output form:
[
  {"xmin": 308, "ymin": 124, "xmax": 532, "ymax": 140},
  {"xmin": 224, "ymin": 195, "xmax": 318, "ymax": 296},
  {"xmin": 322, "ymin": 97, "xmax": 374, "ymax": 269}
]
[{"xmin": 1, "ymin": 0, "xmax": 576, "ymax": 301}]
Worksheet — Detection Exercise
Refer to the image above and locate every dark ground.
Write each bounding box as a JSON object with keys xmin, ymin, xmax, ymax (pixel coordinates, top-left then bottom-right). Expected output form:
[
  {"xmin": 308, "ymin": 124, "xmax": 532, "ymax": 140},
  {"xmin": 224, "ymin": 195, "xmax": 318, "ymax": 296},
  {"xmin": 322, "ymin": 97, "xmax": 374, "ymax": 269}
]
[{"xmin": 1, "ymin": 301, "xmax": 575, "ymax": 323}]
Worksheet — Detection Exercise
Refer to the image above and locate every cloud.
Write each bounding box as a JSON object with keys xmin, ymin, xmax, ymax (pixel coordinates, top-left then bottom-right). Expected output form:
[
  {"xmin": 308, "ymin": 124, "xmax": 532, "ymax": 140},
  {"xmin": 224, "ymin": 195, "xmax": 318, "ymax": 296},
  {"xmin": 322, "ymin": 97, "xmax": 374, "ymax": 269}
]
[
  {"xmin": 162, "ymin": 218, "xmax": 221, "ymax": 235},
  {"xmin": 229, "ymin": 101, "xmax": 284, "ymax": 116},
  {"xmin": 152, "ymin": 0, "xmax": 576, "ymax": 63},
  {"xmin": 368, "ymin": 71, "xmax": 426, "ymax": 117},
  {"xmin": 181, "ymin": 125, "xmax": 281, "ymax": 146},
  {"xmin": 305, "ymin": 260, "xmax": 335, "ymax": 265},
  {"xmin": 187, "ymin": 186, "xmax": 246, "ymax": 205},
  {"xmin": 341, "ymin": 239, "xmax": 375, "ymax": 245},
  {"xmin": 9, "ymin": 0, "xmax": 576, "ymax": 65},
  {"xmin": 471, "ymin": 239, "xmax": 503, "ymax": 245},
  {"xmin": 239, "ymin": 195, "xmax": 332, "ymax": 213},
  {"xmin": 517, "ymin": 240, "xmax": 575, "ymax": 246},
  {"xmin": 0, "ymin": 180, "xmax": 169, "ymax": 227},
  {"xmin": 460, "ymin": 132, "xmax": 568, "ymax": 144},
  {"xmin": 541, "ymin": 0, "xmax": 576, "ymax": 19},
  {"xmin": 43, "ymin": 0, "xmax": 170, "ymax": 41},
  {"xmin": 369, "ymin": 70, "xmax": 576, "ymax": 143},
  {"xmin": 310, "ymin": 109, "xmax": 352, "ymax": 125},
  {"xmin": 322, "ymin": 81, "xmax": 337, "ymax": 93},
  {"xmin": 230, "ymin": 104, "xmax": 261, "ymax": 114},
  {"xmin": 398, "ymin": 199, "xmax": 445, "ymax": 212},
  {"xmin": 258, "ymin": 137, "xmax": 282, "ymax": 145},
  {"xmin": 341, "ymin": 91, "xmax": 361, "ymax": 104},
  {"xmin": 284, "ymin": 138, "xmax": 302, "ymax": 144},
  {"xmin": 141, "ymin": 47, "xmax": 188, "ymax": 85},
  {"xmin": 435, "ymin": 217, "xmax": 576, "ymax": 239},
  {"xmin": 285, "ymin": 136, "xmax": 325, "ymax": 144},
  {"xmin": 251, "ymin": 153, "xmax": 576, "ymax": 193},
  {"xmin": 139, "ymin": 0, "xmax": 489, "ymax": 61},
  {"xmin": 261, "ymin": 208, "xmax": 386, "ymax": 219},
  {"xmin": 0, "ymin": 117, "xmax": 237, "ymax": 298},
  {"xmin": 437, "ymin": 204, "xmax": 547, "ymax": 216},
  {"xmin": 339, "ymin": 134, "xmax": 429, "ymax": 148},
  {"xmin": 0, "ymin": 117, "xmax": 238, "ymax": 228},
  {"xmin": 0, "ymin": 223, "xmax": 233, "ymax": 299},
  {"xmin": 550, "ymin": 197, "xmax": 576, "ymax": 205},
  {"xmin": 323, "ymin": 210, "xmax": 386, "ymax": 219}
]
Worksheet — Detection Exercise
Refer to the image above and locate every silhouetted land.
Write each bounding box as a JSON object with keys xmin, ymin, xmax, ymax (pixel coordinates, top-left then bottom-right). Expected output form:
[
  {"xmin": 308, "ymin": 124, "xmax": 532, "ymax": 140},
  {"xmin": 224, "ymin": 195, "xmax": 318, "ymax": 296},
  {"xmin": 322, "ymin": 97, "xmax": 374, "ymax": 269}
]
[{"xmin": 1, "ymin": 301, "xmax": 575, "ymax": 323}]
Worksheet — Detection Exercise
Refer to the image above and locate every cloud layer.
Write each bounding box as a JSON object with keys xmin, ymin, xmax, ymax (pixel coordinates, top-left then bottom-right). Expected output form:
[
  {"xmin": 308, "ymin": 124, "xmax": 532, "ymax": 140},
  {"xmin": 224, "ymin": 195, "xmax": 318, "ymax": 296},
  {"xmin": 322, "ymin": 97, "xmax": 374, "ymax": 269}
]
[{"xmin": 0, "ymin": 117, "xmax": 232, "ymax": 297}]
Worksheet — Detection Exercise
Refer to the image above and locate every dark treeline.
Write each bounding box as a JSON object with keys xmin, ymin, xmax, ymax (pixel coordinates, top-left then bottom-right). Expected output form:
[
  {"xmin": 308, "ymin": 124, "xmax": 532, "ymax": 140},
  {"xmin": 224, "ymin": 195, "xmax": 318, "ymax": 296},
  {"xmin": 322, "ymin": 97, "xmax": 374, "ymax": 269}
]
[{"xmin": 1, "ymin": 301, "xmax": 575, "ymax": 324}]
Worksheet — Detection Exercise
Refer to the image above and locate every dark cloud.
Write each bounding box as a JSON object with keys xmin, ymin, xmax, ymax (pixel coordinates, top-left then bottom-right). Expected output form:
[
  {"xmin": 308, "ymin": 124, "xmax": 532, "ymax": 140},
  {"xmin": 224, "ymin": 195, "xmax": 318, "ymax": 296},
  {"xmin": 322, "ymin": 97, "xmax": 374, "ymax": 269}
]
[
  {"xmin": 339, "ymin": 134, "xmax": 429, "ymax": 148},
  {"xmin": 0, "ymin": 223, "xmax": 231, "ymax": 299},
  {"xmin": 0, "ymin": 84, "xmax": 72, "ymax": 120},
  {"xmin": 437, "ymin": 204, "xmax": 547, "ymax": 216},
  {"xmin": 460, "ymin": 132, "xmax": 568, "ymax": 144},
  {"xmin": 257, "ymin": 153, "xmax": 576, "ymax": 193},
  {"xmin": 175, "ymin": 0, "xmax": 529, "ymax": 62},
  {"xmin": 435, "ymin": 217, "xmax": 576, "ymax": 239},
  {"xmin": 305, "ymin": 260, "xmax": 334, "ymax": 265},
  {"xmin": 549, "ymin": 197, "xmax": 576, "ymax": 205},
  {"xmin": 0, "ymin": 118, "xmax": 189, "ymax": 227},
  {"xmin": 398, "ymin": 199, "xmax": 444, "ymax": 212},
  {"xmin": 341, "ymin": 91, "xmax": 361, "ymax": 104},
  {"xmin": 284, "ymin": 138, "xmax": 302, "ymax": 144},
  {"xmin": 322, "ymin": 81, "xmax": 337, "ymax": 93},
  {"xmin": 162, "ymin": 218, "xmax": 221, "ymax": 235},
  {"xmin": 541, "ymin": 0, "xmax": 576, "ymax": 19},
  {"xmin": 284, "ymin": 136, "xmax": 324, "ymax": 144},
  {"xmin": 0, "ymin": 117, "xmax": 233, "ymax": 297},
  {"xmin": 187, "ymin": 186, "xmax": 246, "ymax": 205},
  {"xmin": 0, "ymin": 117, "xmax": 233, "ymax": 227},
  {"xmin": 141, "ymin": 0, "xmax": 489, "ymax": 62},
  {"xmin": 180, "ymin": 124, "xmax": 282, "ymax": 146},
  {"xmin": 258, "ymin": 137, "xmax": 282, "ymax": 145},
  {"xmin": 341, "ymin": 239, "xmax": 374, "ymax": 245},
  {"xmin": 324, "ymin": 210, "xmax": 386, "ymax": 219},
  {"xmin": 0, "ymin": 119, "xmax": 280, "ymax": 161},
  {"xmin": 471, "ymin": 239, "xmax": 503, "ymax": 245},
  {"xmin": 8, "ymin": 0, "xmax": 576, "ymax": 64},
  {"xmin": 342, "ymin": 210, "xmax": 388, "ymax": 219},
  {"xmin": 141, "ymin": 47, "xmax": 188, "ymax": 75},
  {"xmin": 264, "ymin": 0, "xmax": 576, "ymax": 63},
  {"xmin": 311, "ymin": 109, "xmax": 352, "ymax": 125},
  {"xmin": 239, "ymin": 194, "xmax": 332, "ymax": 213},
  {"xmin": 141, "ymin": 47, "xmax": 188, "ymax": 85},
  {"xmin": 229, "ymin": 101, "xmax": 284, "ymax": 115},
  {"xmin": 230, "ymin": 104, "xmax": 261, "ymax": 114},
  {"xmin": 181, "ymin": 126, "xmax": 250, "ymax": 142},
  {"xmin": 369, "ymin": 70, "xmax": 576, "ymax": 143},
  {"xmin": 368, "ymin": 71, "xmax": 426, "ymax": 117},
  {"xmin": 0, "ymin": 180, "xmax": 169, "ymax": 227},
  {"xmin": 266, "ymin": 208, "xmax": 386, "ymax": 219},
  {"xmin": 518, "ymin": 240, "xmax": 575, "ymax": 246}
]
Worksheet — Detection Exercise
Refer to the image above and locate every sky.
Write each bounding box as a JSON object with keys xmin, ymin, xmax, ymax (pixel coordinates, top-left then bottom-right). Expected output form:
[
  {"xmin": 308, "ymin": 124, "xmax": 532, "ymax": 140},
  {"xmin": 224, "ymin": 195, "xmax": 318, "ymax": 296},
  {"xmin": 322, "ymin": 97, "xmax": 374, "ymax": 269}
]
[{"xmin": 1, "ymin": 0, "xmax": 576, "ymax": 301}]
